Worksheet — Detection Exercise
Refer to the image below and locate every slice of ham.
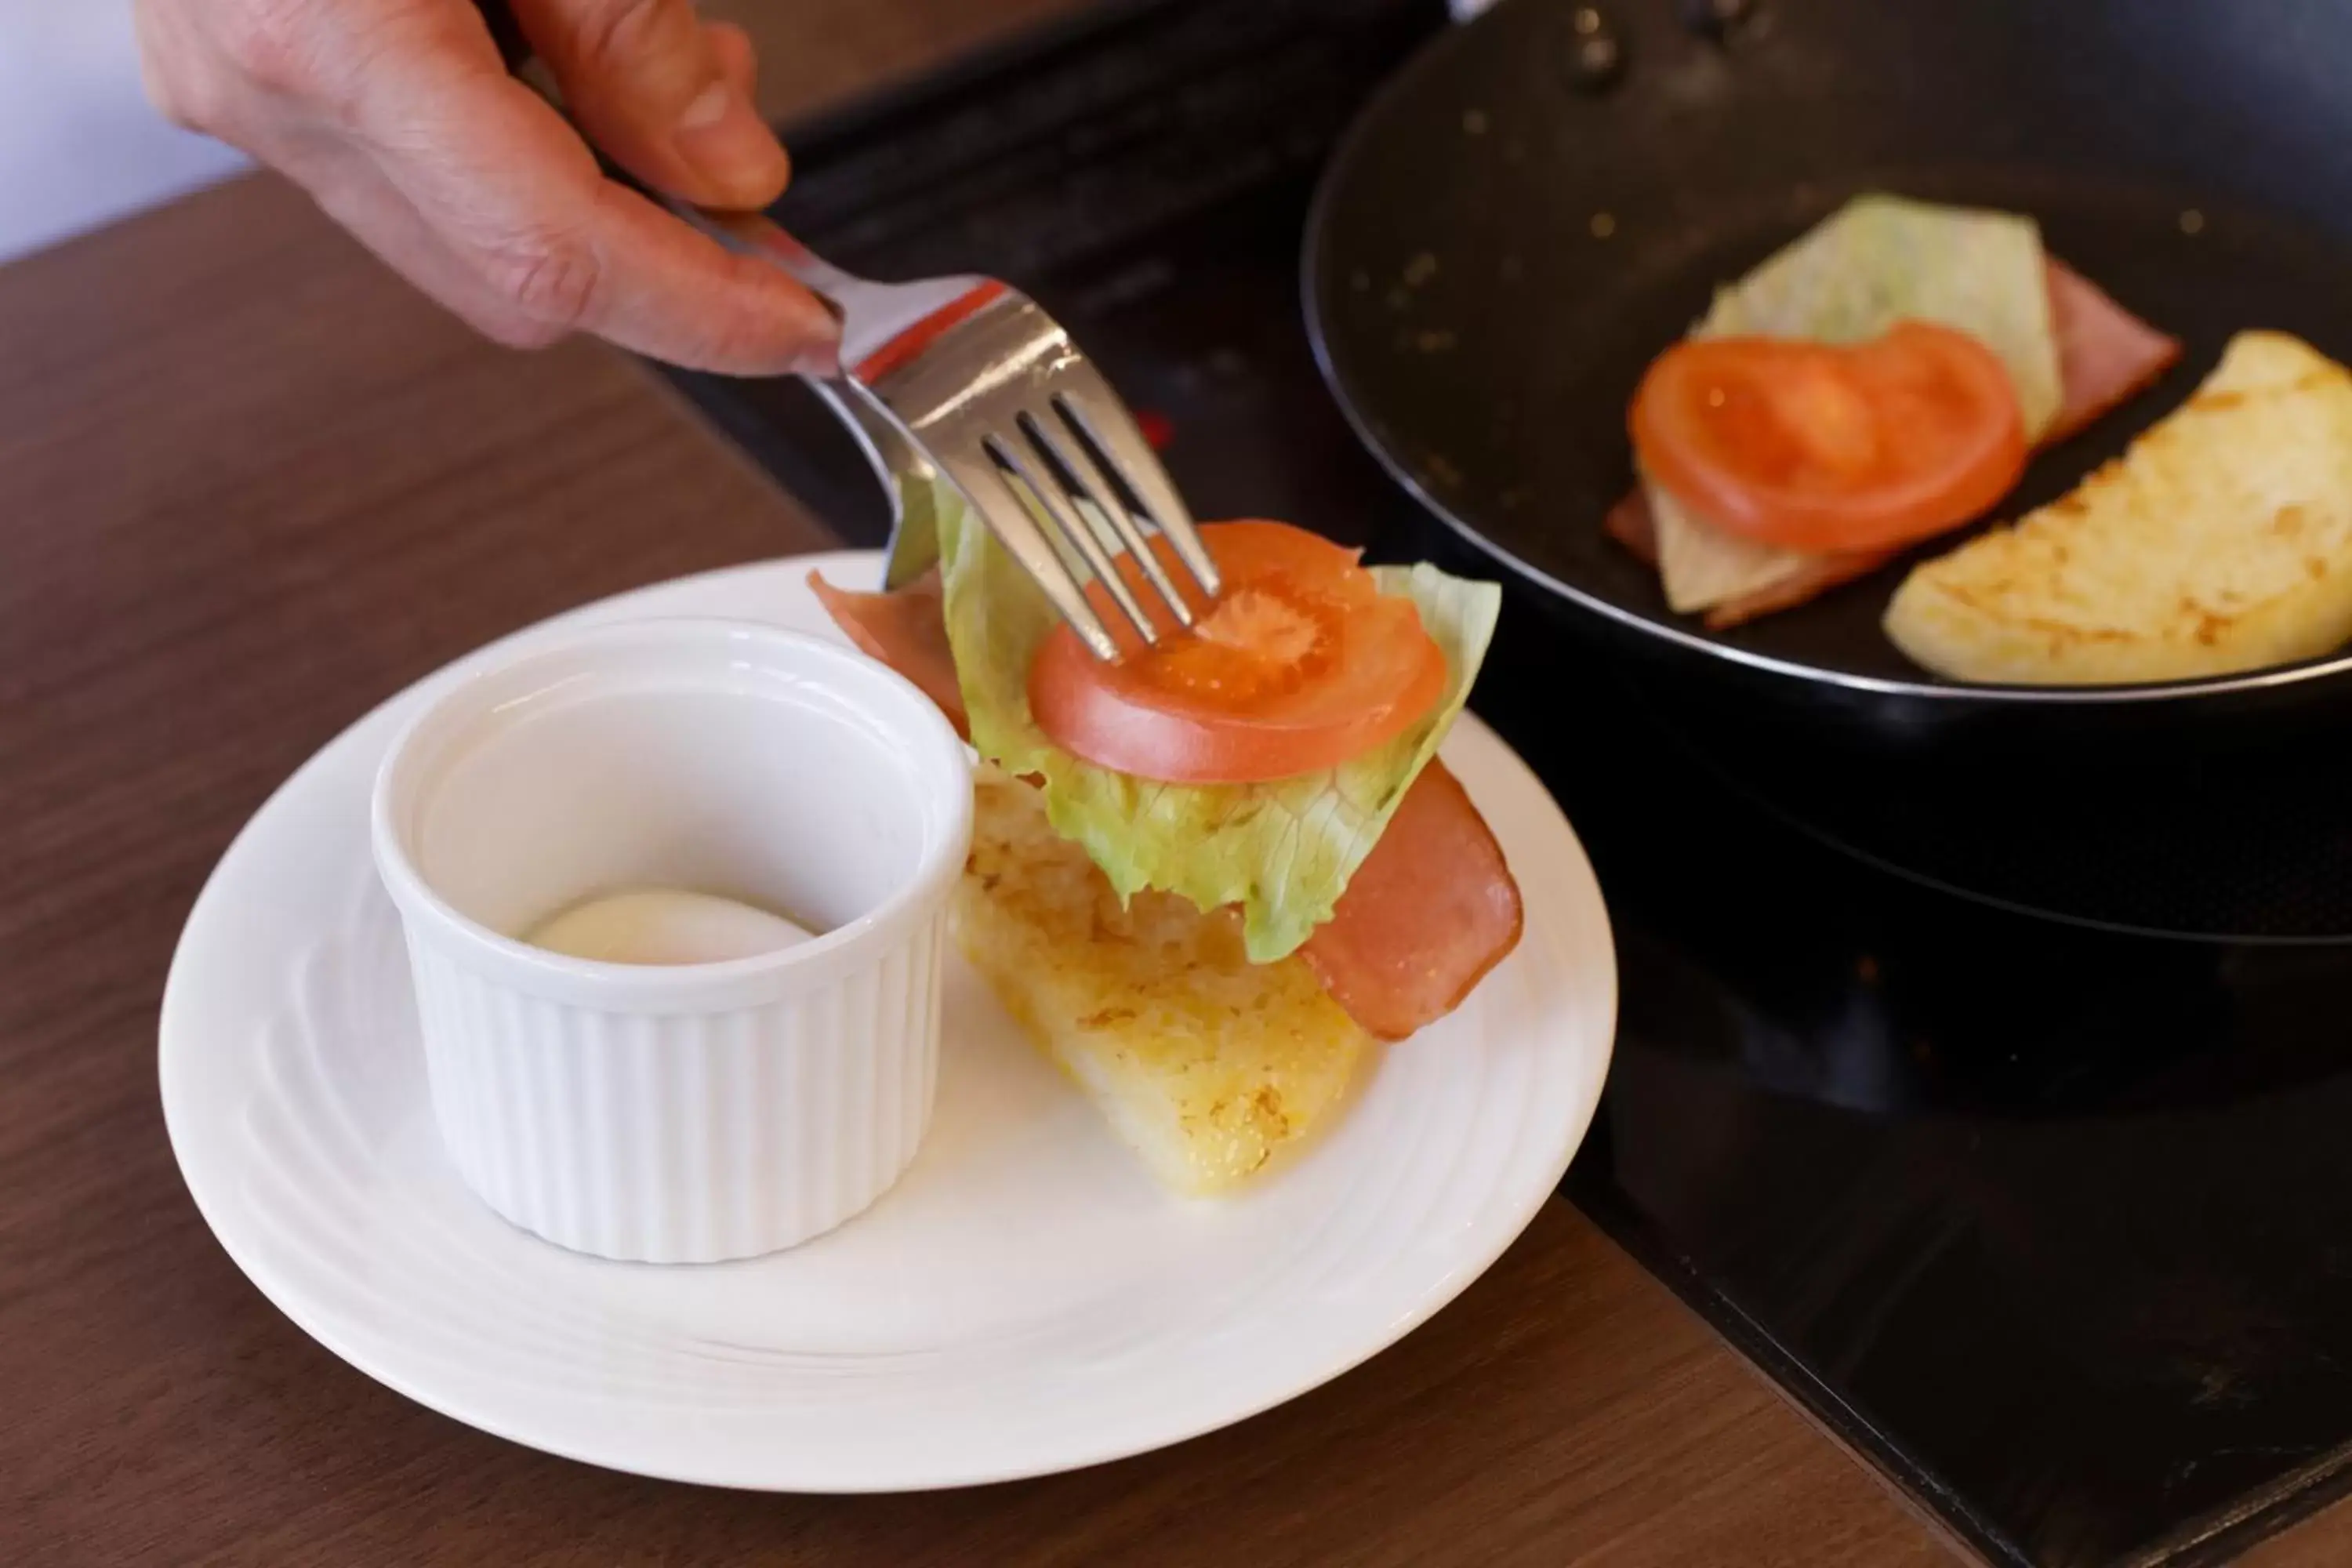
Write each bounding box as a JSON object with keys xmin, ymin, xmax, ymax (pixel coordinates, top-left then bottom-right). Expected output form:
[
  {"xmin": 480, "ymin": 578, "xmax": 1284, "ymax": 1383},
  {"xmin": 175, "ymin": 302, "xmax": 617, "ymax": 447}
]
[
  {"xmin": 1298, "ymin": 757, "xmax": 1523, "ymax": 1041},
  {"xmin": 808, "ymin": 569, "xmax": 969, "ymax": 740},
  {"xmin": 811, "ymin": 568, "xmax": 1523, "ymax": 1040},
  {"xmin": 1607, "ymin": 492, "xmax": 1892, "ymax": 630},
  {"xmin": 1610, "ymin": 256, "xmax": 2180, "ymax": 626},
  {"xmin": 1602, "ymin": 489, "xmax": 1660, "ymax": 562},
  {"xmin": 2043, "ymin": 259, "xmax": 2184, "ymax": 442}
]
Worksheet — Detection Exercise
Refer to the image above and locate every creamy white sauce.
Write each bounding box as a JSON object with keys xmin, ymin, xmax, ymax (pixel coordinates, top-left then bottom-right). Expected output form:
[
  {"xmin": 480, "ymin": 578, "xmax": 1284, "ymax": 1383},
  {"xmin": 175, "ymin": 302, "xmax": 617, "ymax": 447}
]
[{"xmin": 524, "ymin": 890, "xmax": 812, "ymax": 967}]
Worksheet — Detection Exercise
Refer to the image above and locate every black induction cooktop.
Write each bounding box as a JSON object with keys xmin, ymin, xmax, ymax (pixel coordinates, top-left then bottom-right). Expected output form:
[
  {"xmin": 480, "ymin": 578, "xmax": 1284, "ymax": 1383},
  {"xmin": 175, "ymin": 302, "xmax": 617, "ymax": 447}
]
[{"xmin": 656, "ymin": 2, "xmax": 2352, "ymax": 1562}]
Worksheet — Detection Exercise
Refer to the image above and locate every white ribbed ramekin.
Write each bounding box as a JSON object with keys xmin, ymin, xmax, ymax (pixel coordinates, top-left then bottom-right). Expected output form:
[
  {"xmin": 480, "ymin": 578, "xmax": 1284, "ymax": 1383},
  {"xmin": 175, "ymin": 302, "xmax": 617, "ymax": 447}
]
[{"xmin": 369, "ymin": 619, "xmax": 971, "ymax": 1264}]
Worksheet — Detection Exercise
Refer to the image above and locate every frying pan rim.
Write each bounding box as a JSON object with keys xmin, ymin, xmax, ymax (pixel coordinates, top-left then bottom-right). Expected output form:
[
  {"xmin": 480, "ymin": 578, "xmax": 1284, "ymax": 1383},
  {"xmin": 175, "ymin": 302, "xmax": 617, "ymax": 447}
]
[{"xmin": 1295, "ymin": 5, "xmax": 2352, "ymax": 710}]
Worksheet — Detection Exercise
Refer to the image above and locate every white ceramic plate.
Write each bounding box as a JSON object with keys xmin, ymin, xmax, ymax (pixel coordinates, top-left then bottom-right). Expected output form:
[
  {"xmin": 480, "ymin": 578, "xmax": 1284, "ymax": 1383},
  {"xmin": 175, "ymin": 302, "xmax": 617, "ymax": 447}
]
[{"xmin": 160, "ymin": 553, "xmax": 1617, "ymax": 1493}]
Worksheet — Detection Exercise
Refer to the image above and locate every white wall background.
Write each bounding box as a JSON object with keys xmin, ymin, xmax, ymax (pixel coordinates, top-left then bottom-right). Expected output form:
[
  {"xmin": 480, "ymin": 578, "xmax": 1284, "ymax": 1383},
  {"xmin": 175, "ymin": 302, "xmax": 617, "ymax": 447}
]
[{"xmin": 0, "ymin": 1, "xmax": 249, "ymax": 263}]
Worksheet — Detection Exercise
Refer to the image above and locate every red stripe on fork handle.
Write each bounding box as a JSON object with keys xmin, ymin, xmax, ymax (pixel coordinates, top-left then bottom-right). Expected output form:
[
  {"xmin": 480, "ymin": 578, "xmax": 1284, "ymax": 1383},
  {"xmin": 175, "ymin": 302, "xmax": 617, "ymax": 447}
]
[{"xmin": 850, "ymin": 281, "xmax": 1011, "ymax": 387}]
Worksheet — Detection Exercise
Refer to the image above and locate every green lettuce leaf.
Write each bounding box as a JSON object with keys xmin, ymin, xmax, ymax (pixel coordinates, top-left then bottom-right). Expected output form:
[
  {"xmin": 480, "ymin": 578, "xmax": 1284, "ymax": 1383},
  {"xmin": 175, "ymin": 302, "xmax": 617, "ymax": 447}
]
[
  {"xmin": 932, "ymin": 482, "xmax": 1500, "ymax": 964},
  {"xmin": 1640, "ymin": 193, "xmax": 2067, "ymax": 613},
  {"xmin": 1700, "ymin": 193, "xmax": 2063, "ymax": 440}
]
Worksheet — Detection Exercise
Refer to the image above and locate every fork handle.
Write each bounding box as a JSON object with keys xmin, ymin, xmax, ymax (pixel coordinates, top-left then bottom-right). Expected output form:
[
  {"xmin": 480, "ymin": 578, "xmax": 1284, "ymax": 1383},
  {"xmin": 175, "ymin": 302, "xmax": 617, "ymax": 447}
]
[
  {"xmin": 665, "ymin": 207, "xmax": 861, "ymax": 311},
  {"xmin": 473, "ymin": 2, "xmax": 952, "ymax": 578},
  {"xmin": 670, "ymin": 207, "xmax": 1001, "ymax": 383}
]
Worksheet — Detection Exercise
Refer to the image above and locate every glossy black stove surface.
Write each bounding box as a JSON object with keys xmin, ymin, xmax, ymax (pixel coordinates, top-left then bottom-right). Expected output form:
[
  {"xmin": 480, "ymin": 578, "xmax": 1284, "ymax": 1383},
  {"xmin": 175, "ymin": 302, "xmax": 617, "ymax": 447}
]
[{"xmin": 659, "ymin": 4, "xmax": 2352, "ymax": 1562}]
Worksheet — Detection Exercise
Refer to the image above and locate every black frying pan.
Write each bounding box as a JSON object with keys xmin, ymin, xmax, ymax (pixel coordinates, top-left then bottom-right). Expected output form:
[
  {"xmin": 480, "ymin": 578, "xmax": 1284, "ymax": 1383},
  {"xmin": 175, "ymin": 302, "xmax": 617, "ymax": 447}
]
[{"xmin": 1305, "ymin": 0, "xmax": 2352, "ymax": 757}]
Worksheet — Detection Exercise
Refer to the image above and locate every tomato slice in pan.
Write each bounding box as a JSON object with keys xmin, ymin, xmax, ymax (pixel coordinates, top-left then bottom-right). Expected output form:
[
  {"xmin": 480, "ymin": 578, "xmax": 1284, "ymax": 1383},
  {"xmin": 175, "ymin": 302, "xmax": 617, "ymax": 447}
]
[
  {"xmin": 1028, "ymin": 521, "xmax": 1446, "ymax": 784},
  {"xmin": 1629, "ymin": 321, "xmax": 2030, "ymax": 554}
]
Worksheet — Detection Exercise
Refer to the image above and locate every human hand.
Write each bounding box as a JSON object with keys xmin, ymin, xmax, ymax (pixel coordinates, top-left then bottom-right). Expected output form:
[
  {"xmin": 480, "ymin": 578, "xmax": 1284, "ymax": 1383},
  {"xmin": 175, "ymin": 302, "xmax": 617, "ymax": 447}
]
[{"xmin": 133, "ymin": 0, "xmax": 840, "ymax": 375}]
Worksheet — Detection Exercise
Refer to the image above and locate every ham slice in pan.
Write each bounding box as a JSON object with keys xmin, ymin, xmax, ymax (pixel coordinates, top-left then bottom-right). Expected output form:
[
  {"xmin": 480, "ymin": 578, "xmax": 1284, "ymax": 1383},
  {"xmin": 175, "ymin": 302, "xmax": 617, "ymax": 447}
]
[
  {"xmin": 1606, "ymin": 492, "xmax": 1893, "ymax": 630},
  {"xmin": 1601, "ymin": 489, "xmax": 1660, "ymax": 564},
  {"xmin": 1610, "ymin": 256, "xmax": 2181, "ymax": 627},
  {"xmin": 2043, "ymin": 259, "xmax": 2184, "ymax": 442},
  {"xmin": 811, "ymin": 568, "xmax": 1523, "ymax": 1040}
]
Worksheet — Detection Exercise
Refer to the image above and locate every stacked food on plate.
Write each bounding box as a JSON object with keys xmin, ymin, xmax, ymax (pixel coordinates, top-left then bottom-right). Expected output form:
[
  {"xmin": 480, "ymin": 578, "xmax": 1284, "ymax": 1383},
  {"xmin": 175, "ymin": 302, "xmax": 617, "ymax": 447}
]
[
  {"xmin": 817, "ymin": 503, "xmax": 1520, "ymax": 1195},
  {"xmin": 1610, "ymin": 193, "xmax": 2352, "ymax": 684}
]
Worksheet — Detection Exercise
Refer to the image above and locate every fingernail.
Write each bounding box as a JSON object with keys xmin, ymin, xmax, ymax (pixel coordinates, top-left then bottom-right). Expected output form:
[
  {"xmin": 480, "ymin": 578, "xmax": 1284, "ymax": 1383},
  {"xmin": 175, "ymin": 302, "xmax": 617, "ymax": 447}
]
[
  {"xmin": 673, "ymin": 81, "xmax": 788, "ymax": 204},
  {"xmin": 678, "ymin": 81, "xmax": 733, "ymax": 132}
]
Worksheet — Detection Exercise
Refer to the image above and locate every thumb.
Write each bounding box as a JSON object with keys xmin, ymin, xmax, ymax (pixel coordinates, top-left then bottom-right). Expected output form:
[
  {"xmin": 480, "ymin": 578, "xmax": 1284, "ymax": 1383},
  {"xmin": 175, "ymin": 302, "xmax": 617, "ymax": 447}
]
[{"xmin": 508, "ymin": 0, "xmax": 789, "ymax": 212}]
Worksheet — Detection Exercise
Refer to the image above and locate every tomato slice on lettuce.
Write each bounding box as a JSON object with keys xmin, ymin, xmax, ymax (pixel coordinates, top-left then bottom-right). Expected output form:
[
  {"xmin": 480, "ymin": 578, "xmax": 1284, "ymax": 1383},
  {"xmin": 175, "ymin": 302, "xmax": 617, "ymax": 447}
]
[
  {"xmin": 1028, "ymin": 521, "xmax": 1446, "ymax": 785},
  {"xmin": 1629, "ymin": 321, "xmax": 2029, "ymax": 554}
]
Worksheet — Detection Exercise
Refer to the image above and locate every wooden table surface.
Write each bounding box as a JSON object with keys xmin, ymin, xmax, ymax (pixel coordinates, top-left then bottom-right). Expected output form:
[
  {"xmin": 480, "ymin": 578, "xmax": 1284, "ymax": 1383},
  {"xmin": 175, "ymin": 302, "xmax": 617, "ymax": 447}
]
[{"xmin": 0, "ymin": 4, "xmax": 2340, "ymax": 1563}]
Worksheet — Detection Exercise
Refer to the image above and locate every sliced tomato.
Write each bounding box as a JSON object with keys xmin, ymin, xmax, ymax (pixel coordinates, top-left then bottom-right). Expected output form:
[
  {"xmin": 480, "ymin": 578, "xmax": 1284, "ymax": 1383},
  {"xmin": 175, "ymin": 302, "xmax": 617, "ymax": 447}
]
[
  {"xmin": 1028, "ymin": 521, "xmax": 1446, "ymax": 784},
  {"xmin": 1629, "ymin": 321, "xmax": 2029, "ymax": 554}
]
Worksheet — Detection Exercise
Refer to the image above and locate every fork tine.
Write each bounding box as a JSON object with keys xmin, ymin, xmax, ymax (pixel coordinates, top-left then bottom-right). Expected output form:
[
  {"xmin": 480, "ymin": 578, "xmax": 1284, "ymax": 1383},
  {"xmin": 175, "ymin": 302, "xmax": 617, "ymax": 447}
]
[
  {"xmin": 935, "ymin": 450, "xmax": 1122, "ymax": 662},
  {"xmin": 1052, "ymin": 383, "xmax": 1222, "ymax": 600},
  {"xmin": 1024, "ymin": 410, "xmax": 1197, "ymax": 633},
  {"xmin": 986, "ymin": 434, "xmax": 1161, "ymax": 649}
]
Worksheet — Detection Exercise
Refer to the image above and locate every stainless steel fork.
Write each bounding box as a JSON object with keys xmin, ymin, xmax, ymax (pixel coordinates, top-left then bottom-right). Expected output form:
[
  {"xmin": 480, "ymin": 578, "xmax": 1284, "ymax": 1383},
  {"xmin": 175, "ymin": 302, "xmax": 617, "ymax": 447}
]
[
  {"xmin": 477, "ymin": 3, "xmax": 1219, "ymax": 659},
  {"xmin": 696, "ymin": 211, "xmax": 1221, "ymax": 659}
]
